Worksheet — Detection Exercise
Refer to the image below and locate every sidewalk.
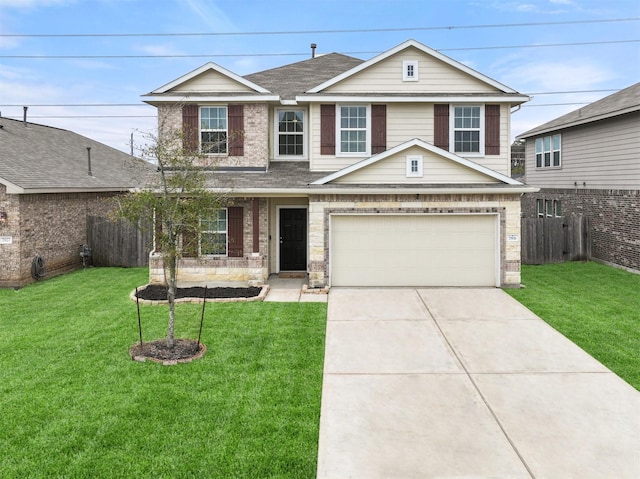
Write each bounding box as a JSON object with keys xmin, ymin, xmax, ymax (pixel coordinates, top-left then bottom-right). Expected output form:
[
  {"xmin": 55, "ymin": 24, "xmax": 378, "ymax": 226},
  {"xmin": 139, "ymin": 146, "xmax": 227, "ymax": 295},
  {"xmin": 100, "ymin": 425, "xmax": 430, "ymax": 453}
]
[{"xmin": 317, "ymin": 288, "xmax": 640, "ymax": 479}]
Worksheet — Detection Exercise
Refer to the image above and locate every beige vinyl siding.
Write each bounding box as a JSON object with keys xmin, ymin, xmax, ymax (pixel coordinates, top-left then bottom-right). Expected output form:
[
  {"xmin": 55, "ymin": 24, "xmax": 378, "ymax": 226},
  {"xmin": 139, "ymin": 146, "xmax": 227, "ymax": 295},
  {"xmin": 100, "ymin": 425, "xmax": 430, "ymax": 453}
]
[
  {"xmin": 169, "ymin": 71, "xmax": 255, "ymax": 93},
  {"xmin": 333, "ymin": 146, "xmax": 500, "ymax": 184},
  {"xmin": 310, "ymin": 102, "xmax": 511, "ymax": 175},
  {"xmin": 324, "ymin": 46, "xmax": 502, "ymax": 94},
  {"xmin": 525, "ymin": 112, "xmax": 640, "ymax": 189}
]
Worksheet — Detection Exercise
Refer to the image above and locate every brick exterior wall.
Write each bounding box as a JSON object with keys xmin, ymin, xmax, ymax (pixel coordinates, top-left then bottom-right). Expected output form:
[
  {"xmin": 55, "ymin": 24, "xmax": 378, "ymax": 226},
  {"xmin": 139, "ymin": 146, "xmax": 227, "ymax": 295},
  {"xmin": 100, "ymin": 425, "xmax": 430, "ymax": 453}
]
[
  {"xmin": 149, "ymin": 198, "xmax": 269, "ymax": 286},
  {"xmin": 308, "ymin": 193, "xmax": 522, "ymax": 288},
  {"xmin": 0, "ymin": 189, "xmax": 120, "ymax": 288},
  {"xmin": 522, "ymin": 189, "xmax": 640, "ymax": 271},
  {"xmin": 157, "ymin": 103, "xmax": 269, "ymax": 169}
]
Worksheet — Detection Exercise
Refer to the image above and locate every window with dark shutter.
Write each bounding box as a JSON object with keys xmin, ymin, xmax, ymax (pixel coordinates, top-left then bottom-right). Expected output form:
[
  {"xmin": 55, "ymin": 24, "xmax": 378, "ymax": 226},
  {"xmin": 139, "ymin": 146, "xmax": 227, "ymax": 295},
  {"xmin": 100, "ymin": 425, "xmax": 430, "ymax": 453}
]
[
  {"xmin": 371, "ymin": 104, "xmax": 387, "ymax": 154},
  {"xmin": 182, "ymin": 104, "xmax": 199, "ymax": 153},
  {"xmin": 227, "ymin": 206, "xmax": 244, "ymax": 257},
  {"xmin": 434, "ymin": 104, "xmax": 450, "ymax": 150},
  {"xmin": 320, "ymin": 104, "xmax": 335, "ymax": 155},
  {"xmin": 228, "ymin": 104, "xmax": 244, "ymax": 156},
  {"xmin": 485, "ymin": 104, "xmax": 500, "ymax": 155}
]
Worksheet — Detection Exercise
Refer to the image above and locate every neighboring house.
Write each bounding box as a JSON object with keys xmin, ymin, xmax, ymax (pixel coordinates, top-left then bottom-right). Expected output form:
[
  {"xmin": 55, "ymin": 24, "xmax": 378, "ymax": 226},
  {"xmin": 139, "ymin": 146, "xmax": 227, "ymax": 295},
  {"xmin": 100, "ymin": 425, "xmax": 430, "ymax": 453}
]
[
  {"xmin": 518, "ymin": 83, "xmax": 640, "ymax": 271},
  {"xmin": 142, "ymin": 39, "xmax": 535, "ymax": 288},
  {"xmin": 0, "ymin": 117, "xmax": 152, "ymax": 288}
]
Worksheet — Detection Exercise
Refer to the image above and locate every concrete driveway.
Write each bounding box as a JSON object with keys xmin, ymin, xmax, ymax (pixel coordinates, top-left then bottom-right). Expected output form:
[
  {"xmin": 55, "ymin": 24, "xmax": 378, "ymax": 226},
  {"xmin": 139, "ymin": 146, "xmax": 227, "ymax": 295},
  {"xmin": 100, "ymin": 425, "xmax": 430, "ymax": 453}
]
[{"xmin": 316, "ymin": 288, "xmax": 640, "ymax": 479}]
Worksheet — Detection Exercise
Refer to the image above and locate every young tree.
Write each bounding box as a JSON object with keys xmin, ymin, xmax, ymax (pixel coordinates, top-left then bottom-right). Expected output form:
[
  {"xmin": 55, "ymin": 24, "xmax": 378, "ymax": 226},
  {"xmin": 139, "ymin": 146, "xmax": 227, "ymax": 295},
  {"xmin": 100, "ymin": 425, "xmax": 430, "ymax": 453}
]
[{"xmin": 114, "ymin": 124, "xmax": 226, "ymax": 348}]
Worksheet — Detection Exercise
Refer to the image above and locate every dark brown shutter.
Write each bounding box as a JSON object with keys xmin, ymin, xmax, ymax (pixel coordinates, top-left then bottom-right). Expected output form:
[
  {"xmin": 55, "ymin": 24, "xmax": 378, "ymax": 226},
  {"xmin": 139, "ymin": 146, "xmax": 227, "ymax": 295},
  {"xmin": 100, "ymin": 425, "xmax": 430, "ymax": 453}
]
[
  {"xmin": 182, "ymin": 104, "xmax": 199, "ymax": 153},
  {"xmin": 434, "ymin": 104, "xmax": 450, "ymax": 150},
  {"xmin": 485, "ymin": 104, "xmax": 500, "ymax": 155},
  {"xmin": 371, "ymin": 104, "xmax": 387, "ymax": 154},
  {"xmin": 227, "ymin": 206, "xmax": 244, "ymax": 257},
  {"xmin": 228, "ymin": 104, "xmax": 244, "ymax": 156},
  {"xmin": 320, "ymin": 104, "xmax": 335, "ymax": 155}
]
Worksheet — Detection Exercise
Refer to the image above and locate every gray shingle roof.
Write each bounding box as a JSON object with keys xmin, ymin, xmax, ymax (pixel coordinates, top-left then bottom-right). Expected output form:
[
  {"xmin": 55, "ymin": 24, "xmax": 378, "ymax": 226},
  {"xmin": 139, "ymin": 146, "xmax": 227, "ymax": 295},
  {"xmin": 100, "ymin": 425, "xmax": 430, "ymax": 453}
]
[
  {"xmin": 0, "ymin": 117, "xmax": 154, "ymax": 193},
  {"xmin": 518, "ymin": 82, "xmax": 640, "ymax": 138},
  {"xmin": 244, "ymin": 53, "xmax": 364, "ymax": 100}
]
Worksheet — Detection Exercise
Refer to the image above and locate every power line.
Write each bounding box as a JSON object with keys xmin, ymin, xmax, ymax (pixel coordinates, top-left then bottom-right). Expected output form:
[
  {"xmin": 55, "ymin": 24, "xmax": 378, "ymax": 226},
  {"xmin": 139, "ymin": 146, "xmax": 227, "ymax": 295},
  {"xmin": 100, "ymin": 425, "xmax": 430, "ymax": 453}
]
[
  {"xmin": 2, "ymin": 18, "xmax": 638, "ymax": 38},
  {"xmin": 2, "ymin": 39, "xmax": 637, "ymax": 59}
]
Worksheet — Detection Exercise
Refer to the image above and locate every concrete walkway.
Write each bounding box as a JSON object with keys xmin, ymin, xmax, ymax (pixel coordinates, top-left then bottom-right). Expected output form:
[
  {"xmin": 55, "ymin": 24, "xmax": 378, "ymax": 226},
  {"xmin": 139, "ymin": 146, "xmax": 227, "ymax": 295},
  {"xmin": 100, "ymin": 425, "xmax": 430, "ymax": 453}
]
[
  {"xmin": 263, "ymin": 275, "xmax": 327, "ymax": 303},
  {"xmin": 317, "ymin": 288, "xmax": 640, "ymax": 479}
]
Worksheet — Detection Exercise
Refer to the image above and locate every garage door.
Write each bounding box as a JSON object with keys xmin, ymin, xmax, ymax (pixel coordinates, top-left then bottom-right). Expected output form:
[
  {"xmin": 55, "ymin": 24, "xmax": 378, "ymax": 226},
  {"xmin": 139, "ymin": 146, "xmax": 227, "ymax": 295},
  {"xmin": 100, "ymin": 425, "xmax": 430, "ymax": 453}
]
[{"xmin": 331, "ymin": 214, "xmax": 498, "ymax": 287}]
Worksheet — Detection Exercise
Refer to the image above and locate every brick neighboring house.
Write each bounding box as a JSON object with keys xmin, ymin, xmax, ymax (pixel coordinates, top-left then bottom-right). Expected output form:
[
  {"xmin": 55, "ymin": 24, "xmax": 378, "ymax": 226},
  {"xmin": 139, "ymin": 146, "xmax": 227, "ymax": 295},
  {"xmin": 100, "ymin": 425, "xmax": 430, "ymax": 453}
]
[
  {"xmin": 142, "ymin": 39, "xmax": 537, "ymax": 288},
  {"xmin": 518, "ymin": 83, "xmax": 640, "ymax": 272},
  {"xmin": 0, "ymin": 117, "xmax": 153, "ymax": 288}
]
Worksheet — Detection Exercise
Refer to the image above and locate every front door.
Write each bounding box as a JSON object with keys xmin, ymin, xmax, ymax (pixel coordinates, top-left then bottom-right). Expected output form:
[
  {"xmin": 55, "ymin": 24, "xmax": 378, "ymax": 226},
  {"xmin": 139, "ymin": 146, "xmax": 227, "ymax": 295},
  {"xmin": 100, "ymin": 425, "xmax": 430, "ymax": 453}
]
[{"xmin": 279, "ymin": 208, "xmax": 307, "ymax": 271}]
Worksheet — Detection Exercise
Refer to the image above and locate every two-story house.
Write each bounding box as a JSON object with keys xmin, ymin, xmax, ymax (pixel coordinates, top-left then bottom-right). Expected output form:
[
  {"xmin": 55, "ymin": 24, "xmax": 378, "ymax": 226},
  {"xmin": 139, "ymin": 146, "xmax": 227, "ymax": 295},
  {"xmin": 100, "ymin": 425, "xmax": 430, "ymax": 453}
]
[
  {"xmin": 142, "ymin": 39, "xmax": 535, "ymax": 289},
  {"xmin": 518, "ymin": 83, "xmax": 640, "ymax": 272}
]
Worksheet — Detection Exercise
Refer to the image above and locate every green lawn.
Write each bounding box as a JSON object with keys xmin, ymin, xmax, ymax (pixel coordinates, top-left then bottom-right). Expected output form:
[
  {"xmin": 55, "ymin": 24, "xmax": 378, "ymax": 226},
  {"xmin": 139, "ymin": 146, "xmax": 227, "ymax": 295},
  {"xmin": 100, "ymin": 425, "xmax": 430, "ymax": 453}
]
[
  {"xmin": 506, "ymin": 261, "xmax": 640, "ymax": 390},
  {"xmin": 0, "ymin": 268, "xmax": 327, "ymax": 479}
]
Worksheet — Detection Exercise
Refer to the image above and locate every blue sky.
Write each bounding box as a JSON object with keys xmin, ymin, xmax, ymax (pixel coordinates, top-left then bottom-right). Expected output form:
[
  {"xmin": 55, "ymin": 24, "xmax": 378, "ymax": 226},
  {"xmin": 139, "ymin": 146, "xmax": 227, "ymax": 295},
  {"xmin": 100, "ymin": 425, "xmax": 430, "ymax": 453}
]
[{"xmin": 1, "ymin": 0, "xmax": 638, "ymax": 152}]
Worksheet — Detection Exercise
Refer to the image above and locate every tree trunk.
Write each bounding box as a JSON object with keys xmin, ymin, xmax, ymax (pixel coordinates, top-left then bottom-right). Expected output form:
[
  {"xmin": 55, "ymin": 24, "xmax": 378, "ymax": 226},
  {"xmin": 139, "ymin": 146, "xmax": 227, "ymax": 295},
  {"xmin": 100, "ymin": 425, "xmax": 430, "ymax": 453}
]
[{"xmin": 165, "ymin": 252, "xmax": 177, "ymax": 348}]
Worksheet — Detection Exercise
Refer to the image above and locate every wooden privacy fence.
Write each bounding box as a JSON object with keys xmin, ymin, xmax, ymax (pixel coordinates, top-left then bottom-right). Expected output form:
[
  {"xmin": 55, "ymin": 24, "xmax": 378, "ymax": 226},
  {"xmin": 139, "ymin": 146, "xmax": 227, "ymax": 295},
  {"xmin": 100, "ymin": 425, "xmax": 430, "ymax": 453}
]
[
  {"xmin": 521, "ymin": 215, "xmax": 591, "ymax": 265},
  {"xmin": 87, "ymin": 216, "xmax": 151, "ymax": 267}
]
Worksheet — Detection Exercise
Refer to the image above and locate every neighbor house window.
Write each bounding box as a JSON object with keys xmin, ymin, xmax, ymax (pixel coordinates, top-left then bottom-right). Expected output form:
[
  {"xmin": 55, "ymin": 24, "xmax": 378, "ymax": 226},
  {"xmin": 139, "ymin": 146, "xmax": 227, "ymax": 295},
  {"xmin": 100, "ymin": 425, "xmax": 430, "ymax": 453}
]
[
  {"xmin": 403, "ymin": 60, "xmax": 419, "ymax": 81},
  {"xmin": 545, "ymin": 200, "xmax": 554, "ymax": 218},
  {"xmin": 554, "ymin": 200, "xmax": 562, "ymax": 217},
  {"xmin": 200, "ymin": 209, "xmax": 227, "ymax": 255},
  {"xmin": 406, "ymin": 155, "xmax": 423, "ymax": 177},
  {"xmin": 200, "ymin": 106, "xmax": 227, "ymax": 154},
  {"xmin": 535, "ymin": 134, "xmax": 561, "ymax": 168},
  {"xmin": 338, "ymin": 105, "xmax": 369, "ymax": 155},
  {"xmin": 537, "ymin": 199, "xmax": 544, "ymax": 218},
  {"xmin": 452, "ymin": 105, "xmax": 482, "ymax": 154},
  {"xmin": 276, "ymin": 110, "xmax": 305, "ymax": 158}
]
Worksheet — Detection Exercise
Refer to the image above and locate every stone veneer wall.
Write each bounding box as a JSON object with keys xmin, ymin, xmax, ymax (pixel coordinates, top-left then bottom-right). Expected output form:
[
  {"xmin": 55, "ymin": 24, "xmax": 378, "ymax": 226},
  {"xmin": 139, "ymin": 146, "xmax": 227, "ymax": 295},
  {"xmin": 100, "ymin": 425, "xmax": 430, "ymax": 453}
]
[
  {"xmin": 156, "ymin": 103, "xmax": 269, "ymax": 169},
  {"xmin": 148, "ymin": 198, "xmax": 269, "ymax": 287},
  {"xmin": 307, "ymin": 193, "xmax": 523, "ymax": 288},
  {"xmin": 0, "ymin": 189, "xmax": 119, "ymax": 288},
  {"xmin": 522, "ymin": 188, "xmax": 640, "ymax": 271}
]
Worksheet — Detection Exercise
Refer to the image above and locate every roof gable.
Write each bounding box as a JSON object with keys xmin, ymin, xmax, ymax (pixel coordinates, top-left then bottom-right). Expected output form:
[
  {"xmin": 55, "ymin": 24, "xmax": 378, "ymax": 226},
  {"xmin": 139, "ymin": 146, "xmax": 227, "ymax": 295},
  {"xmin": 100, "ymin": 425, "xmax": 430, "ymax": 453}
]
[
  {"xmin": 308, "ymin": 39, "xmax": 518, "ymax": 94},
  {"xmin": 312, "ymin": 139, "xmax": 521, "ymax": 186},
  {"xmin": 150, "ymin": 62, "xmax": 271, "ymax": 94}
]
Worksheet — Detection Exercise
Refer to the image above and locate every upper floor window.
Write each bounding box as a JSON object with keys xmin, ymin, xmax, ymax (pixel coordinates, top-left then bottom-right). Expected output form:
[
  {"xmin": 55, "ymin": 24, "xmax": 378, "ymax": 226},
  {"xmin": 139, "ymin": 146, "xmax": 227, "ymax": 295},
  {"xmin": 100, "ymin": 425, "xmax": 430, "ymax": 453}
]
[
  {"xmin": 200, "ymin": 209, "xmax": 227, "ymax": 256},
  {"xmin": 535, "ymin": 134, "xmax": 561, "ymax": 168},
  {"xmin": 452, "ymin": 105, "xmax": 482, "ymax": 154},
  {"xmin": 403, "ymin": 60, "xmax": 419, "ymax": 81},
  {"xmin": 276, "ymin": 110, "xmax": 305, "ymax": 158},
  {"xmin": 406, "ymin": 155, "xmax": 423, "ymax": 177},
  {"xmin": 200, "ymin": 106, "xmax": 227, "ymax": 154},
  {"xmin": 338, "ymin": 105, "xmax": 370, "ymax": 156}
]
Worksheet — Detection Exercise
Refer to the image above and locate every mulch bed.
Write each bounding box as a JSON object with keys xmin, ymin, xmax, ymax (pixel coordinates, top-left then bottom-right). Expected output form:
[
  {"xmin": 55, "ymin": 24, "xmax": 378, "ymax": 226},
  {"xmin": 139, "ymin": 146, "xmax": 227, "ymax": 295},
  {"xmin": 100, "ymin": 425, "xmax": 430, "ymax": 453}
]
[
  {"xmin": 130, "ymin": 338, "xmax": 206, "ymax": 363},
  {"xmin": 136, "ymin": 285, "xmax": 262, "ymax": 301}
]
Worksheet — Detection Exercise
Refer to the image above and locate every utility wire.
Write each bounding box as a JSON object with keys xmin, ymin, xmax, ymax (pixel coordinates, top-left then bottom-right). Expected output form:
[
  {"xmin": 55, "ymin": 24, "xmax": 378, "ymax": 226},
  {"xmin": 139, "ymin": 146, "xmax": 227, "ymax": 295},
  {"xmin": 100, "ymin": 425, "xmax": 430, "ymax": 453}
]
[
  {"xmin": 3, "ymin": 18, "xmax": 638, "ymax": 38},
  {"xmin": 2, "ymin": 40, "xmax": 638, "ymax": 59}
]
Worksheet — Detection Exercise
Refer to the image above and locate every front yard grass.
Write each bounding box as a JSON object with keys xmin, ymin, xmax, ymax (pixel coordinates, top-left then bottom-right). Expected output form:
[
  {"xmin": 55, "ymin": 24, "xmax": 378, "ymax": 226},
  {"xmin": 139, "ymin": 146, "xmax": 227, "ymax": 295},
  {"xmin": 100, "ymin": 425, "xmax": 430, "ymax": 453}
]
[
  {"xmin": 0, "ymin": 268, "xmax": 327, "ymax": 478},
  {"xmin": 506, "ymin": 261, "xmax": 640, "ymax": 390}
]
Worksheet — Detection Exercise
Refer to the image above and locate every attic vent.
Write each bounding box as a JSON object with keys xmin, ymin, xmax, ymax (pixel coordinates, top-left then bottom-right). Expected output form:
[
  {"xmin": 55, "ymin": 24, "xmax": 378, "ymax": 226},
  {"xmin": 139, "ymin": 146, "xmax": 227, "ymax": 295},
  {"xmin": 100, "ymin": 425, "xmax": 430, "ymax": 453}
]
[
  {"xmin": 311, "ymin": 43, "xmax": 317, "ymax": 58},
  {"xmin": 403, "ymin": 60, "xmax": 419, "ymax": 82}
]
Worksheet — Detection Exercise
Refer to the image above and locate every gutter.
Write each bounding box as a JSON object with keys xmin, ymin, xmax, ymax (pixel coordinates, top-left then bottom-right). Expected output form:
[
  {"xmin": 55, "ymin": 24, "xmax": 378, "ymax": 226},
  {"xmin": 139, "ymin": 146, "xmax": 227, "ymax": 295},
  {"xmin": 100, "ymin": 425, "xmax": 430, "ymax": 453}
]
[{"xmin": 202, "ymin": 186, "xmax": 540, "ymax": 197}]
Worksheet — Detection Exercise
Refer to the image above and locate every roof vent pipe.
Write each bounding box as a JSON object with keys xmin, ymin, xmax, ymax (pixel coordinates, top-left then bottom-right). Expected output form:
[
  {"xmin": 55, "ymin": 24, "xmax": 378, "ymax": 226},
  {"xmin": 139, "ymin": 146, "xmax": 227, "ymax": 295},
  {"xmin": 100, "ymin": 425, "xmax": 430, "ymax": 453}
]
[
  {"xmin": 23, "ymin": 106, "xmax": 28, "ymax": 125},
  {"xmin": 87, "ymin": 147, "xmax": 93, "ymax": 176},
  {"xmin": 311, "ymin": 43, "xmax": 317, "ymax": 58}
]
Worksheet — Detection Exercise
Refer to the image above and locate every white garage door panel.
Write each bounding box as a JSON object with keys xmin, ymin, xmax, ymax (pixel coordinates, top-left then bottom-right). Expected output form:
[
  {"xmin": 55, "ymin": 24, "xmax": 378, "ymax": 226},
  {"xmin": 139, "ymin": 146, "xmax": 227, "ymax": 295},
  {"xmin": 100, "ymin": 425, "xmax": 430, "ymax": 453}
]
[{"xmin": 331, "ymin": 215, "xmax": 497, "ymax": 287}]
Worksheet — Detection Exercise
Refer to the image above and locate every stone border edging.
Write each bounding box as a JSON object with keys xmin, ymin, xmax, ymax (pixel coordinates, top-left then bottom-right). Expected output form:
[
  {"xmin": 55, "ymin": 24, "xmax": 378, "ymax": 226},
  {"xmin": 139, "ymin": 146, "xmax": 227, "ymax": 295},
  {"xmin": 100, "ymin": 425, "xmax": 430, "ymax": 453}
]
[
  {"xmin": 302, "ymin": 284, "xmax": 329, "ymax": 294},
  {"xmin": 130, "ymin": 284, "xmax": 270, "ymax": 305},
  {"xmin": 130, "ymin": 342, "xmax": 207, "ymax": 366}
]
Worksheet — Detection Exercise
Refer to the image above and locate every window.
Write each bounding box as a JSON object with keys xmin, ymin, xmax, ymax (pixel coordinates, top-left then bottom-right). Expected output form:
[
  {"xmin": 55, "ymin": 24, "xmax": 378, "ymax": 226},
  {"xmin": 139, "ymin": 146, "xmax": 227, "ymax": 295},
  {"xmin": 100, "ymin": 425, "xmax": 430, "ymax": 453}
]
[
  {"xmin": 403, "ymin": 60, "xmax": 419, "ymax": 81},
  {"xmin": 537, "ymin": 199, "xmax": 544, "ymax": 218},
  {"xmin": 338, "ymin": 105, "xmax": 369, "ymax": 155},
  {"xmin": 276, "ymin": 110, "xmax": 305, "ymax": 158},
  {"xmin": 452, "ymin": 106, "xmax": 482, "ymax": 154},
  {"xmin": 554, "ymin": 200, "xmax": 562, "ymax": 217},
  {"xmin": 545, "ymin": 200, "xmax": 554, "ymax": 217},
  {"xmin": 406, "ymin": 155, "xmax": 423, "ymax": 177},
  {"xmin": 200, "ymin": 209, "xmax": 227, "ymax": 255},
  {"xmin": 200, "ymin": 106, "xmax": 227, "ymax": 154},
  {"xmin": 535, "ymin": 134, "xmax": 561, "ymax": 168}
]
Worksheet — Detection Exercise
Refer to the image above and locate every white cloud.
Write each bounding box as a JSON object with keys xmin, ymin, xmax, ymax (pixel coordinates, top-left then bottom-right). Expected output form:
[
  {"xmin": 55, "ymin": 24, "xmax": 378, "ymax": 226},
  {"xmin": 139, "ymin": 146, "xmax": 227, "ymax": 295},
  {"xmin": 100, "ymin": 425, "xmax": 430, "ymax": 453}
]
[
  {"xmin": 0, "ymin": 0, "xmax": 75, "ymax": 8},
  {"xmin": 133, "ymin": 43, "xmax": 185, "ymax": 57},
  {"xmin": 501, "ymin": 60, "xmax": 615, "ymax": 91},
  {"xmin": 179, "ymin": 0, "xmax": 237, "ymax": 32}
]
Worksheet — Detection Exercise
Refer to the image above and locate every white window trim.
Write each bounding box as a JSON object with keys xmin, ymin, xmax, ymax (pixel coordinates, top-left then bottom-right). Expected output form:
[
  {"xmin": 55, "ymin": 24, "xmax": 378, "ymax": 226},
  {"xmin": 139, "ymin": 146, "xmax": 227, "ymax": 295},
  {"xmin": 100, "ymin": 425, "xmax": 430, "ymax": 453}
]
[
  {"xmin": 449, "ymin": 104, "xmax": 485, "ymax": 157},
  {"xmin": 199, "ymin": 106, "xmax": 228, "ymax": 156},
  {"xmin": 403, "ymin": 60, "xmax": 419, "ymax": 81},
  {"xmin": 406, "ymin": 155, "xmax": 423, "ymax": 177},
  {"xmin": 274, "ymin": 108, "xmax": 307, "ymax": 160},
  {"xmin": 336, "ymin": 104, "xmax": 371, "ymax": 157},
  {"xmin": 199, "ymin": 208, "xmax": 228, "ymax": 257}
]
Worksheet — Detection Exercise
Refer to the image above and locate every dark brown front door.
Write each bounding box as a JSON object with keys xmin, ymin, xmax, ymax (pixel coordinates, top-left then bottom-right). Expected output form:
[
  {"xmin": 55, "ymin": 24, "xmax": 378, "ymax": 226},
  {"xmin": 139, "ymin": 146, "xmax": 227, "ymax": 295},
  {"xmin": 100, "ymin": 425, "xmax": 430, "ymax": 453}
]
[{"xmin": 279, "ymin": 208, "xmax": 307, "ymax": 271}]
